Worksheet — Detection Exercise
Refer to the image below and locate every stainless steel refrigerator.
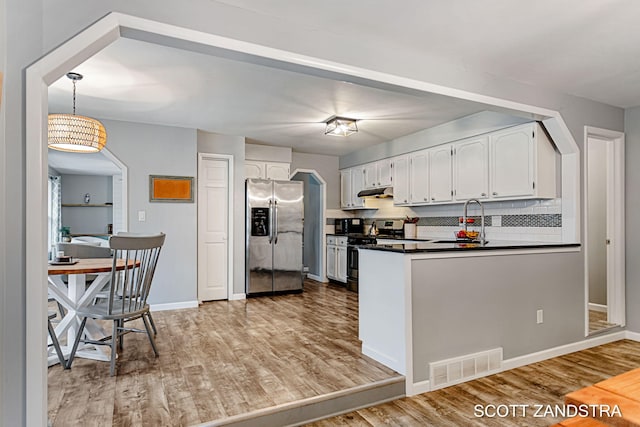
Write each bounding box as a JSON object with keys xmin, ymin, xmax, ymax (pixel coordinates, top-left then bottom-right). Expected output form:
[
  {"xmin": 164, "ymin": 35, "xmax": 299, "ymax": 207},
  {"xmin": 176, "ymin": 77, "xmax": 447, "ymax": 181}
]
[{"xmin": 246, "ymin": 179, "xmax": 304, "ymax": 295}]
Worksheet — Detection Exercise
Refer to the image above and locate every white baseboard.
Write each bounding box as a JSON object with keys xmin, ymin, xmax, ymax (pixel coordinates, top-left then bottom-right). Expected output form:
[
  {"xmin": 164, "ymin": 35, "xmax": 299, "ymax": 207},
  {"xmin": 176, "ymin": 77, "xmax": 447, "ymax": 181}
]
[
  {"xmin": 362, "ymin": 344, "xmax": 405, "ymax": 375},
  {"xmin": 588, "ymin": 302, "xmax": 608, "ymax": 312},
  {"xmin": 625, "ymin": 331, "xmax": 640, "ymax": 341},
  {"xmin": 307, "ymin": 273, "xmax": 325, "ymax": 282},
  {"xmin": 407, "ymin": 379, "xmax": 430, "ymax": 396},
  {"xmin": 502, "ymin": 331, "xmax": 626, "ymax": 372},
  {"xmin": 229, "ymin": 293, "xmax": 246, "ymax": 300},
  {"xmin": 150, "ymin": 300, "xmax": 198, "ymax": 311}
]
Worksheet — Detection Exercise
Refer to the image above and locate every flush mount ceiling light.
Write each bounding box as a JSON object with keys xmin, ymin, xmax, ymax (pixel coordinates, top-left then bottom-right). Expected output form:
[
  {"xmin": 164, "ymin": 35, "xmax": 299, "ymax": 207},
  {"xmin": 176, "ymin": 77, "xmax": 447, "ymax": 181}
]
[
  {"xmin": 324, "ymin": 116, "xmax": 358, "ymax": 137},
  {"xmin": 48, "ymin": 72, "xmax": 107, "ymax": 153}
]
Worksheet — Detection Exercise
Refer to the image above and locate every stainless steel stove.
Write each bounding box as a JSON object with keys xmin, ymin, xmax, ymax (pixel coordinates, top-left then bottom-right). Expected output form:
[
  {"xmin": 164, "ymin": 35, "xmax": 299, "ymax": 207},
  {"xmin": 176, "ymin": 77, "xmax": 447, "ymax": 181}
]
[{"xmin": 346, "ymin": 220, "xmax": 405, "ymax": 292}]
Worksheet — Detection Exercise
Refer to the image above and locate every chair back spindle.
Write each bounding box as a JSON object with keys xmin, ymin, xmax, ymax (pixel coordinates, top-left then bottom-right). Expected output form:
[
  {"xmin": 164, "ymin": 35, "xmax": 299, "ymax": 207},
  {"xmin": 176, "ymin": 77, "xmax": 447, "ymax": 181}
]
[{"xmin": 107, "ymin": 234, "xmax": 165, "ymax": 317}]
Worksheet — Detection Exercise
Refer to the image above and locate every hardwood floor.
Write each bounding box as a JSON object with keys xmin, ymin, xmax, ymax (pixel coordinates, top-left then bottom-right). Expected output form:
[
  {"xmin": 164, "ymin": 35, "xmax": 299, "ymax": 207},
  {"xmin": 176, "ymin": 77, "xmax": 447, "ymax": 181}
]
[
  {"xmin": 49, "ymin": 279, "xmax": 640, "ymax": 427},
  {"xmin": 589, "ymin": 309, "xmax": 617, "ymax": 334},
  {"xmin": 47, "ymin": 280, "xmax": 398, "ymax": 426},
  {"xmin": 309, "ymin": 340, "xmax": 640, "ymax": 427}
]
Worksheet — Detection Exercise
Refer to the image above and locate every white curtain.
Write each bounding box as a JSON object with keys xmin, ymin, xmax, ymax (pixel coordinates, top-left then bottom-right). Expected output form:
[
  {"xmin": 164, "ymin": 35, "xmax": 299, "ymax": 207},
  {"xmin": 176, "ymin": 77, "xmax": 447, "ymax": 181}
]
[{"xmin": 48, "ymin": 175, "xmax": 61, "ymax": 255}]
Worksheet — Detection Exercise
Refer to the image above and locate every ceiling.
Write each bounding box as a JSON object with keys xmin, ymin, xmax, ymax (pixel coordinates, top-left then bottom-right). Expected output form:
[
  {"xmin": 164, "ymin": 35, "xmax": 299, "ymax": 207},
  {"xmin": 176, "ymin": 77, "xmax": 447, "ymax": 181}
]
[
  {"xmin": 48, "ymin": 0, "xmax": 640, "ymax": 174},
  {"xmin": 213, "ymin": 0, "xmax": 640, "ymax": 109}
]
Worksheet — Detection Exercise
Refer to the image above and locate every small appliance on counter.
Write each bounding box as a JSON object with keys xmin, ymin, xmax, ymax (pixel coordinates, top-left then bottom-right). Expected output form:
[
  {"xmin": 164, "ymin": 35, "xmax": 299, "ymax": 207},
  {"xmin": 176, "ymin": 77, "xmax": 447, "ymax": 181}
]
[
  {"xmin": 375, "ymin": 219, "xmax": 405, "ymax": 239},
  {"xmin": 334, "ymin": 218, "xmax": 364, "ymax": 235}
]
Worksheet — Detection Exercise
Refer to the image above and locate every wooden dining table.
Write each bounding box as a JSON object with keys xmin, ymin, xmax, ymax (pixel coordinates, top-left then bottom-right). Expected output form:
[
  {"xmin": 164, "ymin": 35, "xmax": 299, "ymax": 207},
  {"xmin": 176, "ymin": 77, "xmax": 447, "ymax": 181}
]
[{"xmin": 47, "ymin": 257, "xmax": 138, "ymax": 366}]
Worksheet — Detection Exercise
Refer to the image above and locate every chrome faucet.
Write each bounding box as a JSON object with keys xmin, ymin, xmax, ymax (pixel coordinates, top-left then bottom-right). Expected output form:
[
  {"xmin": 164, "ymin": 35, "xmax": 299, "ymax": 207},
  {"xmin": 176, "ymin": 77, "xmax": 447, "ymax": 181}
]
[{"xmin": 462, "ymin": 198, "xmax": 486, "ymax": 243}]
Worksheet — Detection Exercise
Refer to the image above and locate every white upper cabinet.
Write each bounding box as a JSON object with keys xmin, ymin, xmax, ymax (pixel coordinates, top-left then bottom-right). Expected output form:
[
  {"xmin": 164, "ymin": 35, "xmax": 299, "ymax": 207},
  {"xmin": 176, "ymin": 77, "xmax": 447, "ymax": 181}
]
[
  {"xmin": 338, "ymin": 122, "xmax": 557, "ymax": 210},
  {"xmin": 409, "ymin": 149, "xmax": 430, "ymax": 204},
  {"xmin": 245, "ymin": 161, "xmax": 265, "ymax": 180},
  {"xmin": 340, "ymin": 167, "xmax": 365, "ymax": 209},
  {"xmin": 489, "ymin": 122, "xmax": 557, "ymax": 199},
  {"xmin": 350, "ymin": 165, "xmax": 365, "ymax": 208},
  {"xmin": 429, "ymin": 145, "xmax": 453, "ymax": 202},
  {"xmin": 245, "ymin": 160, "xmax": 290, "ymax": 180},
  {"xmin": 265, "ymin": 162, "xmax": 290, "ymax": 180},
  {"xmin": 377, "ymin": 158, "xmax": 393, "ymax": 187},
  {"xmin": 340, "ymin": 169, "xmax": 353, "ymax": 208},
  {"xmin": 363, "ymin": 159, "xmax": 393, "ymax": 189},
  {"xmin": 392, "ymin": 155, "xmax": 410, "ymax": 205},
  {"xmin": 363, "ymin": 163, "xmax": 377, "ymax": 189},
  {"xmin": 454, "ymin": 136, "xmax": 489, "ymax": 200}
]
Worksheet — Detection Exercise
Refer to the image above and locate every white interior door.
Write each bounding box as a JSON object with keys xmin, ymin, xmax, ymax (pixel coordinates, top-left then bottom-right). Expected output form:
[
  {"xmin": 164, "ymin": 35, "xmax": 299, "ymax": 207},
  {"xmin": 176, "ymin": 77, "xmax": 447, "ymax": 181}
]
[
  {"xmin": 198, "ymin": 155, "xmax": 230, "ymax": 301},
  {"xmin": 584, "ymin": 128, "xmax": 625, "ymax": 334}
]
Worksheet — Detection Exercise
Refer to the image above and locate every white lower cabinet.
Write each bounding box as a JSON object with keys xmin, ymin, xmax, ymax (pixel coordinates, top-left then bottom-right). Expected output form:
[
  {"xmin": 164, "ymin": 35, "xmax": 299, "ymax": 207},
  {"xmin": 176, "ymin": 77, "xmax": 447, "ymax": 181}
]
[
  {"xmin": 326, "ymin": 244, "xmax": 337, "ymax": 279},
  {"xmin": 326, "ymin": 236, "xmax": 347, "ymax": 283},
  {"xmin": 336, "ymin": 246, "xmax": 347, "ymax": 282}
]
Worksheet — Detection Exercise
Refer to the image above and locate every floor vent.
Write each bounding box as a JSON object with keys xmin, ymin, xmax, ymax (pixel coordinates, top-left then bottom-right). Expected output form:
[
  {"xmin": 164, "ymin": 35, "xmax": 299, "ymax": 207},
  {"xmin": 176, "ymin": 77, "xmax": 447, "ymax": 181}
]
[{"xmin": 429, "ymin": 347, "xmax": 502, "ymax": 391}]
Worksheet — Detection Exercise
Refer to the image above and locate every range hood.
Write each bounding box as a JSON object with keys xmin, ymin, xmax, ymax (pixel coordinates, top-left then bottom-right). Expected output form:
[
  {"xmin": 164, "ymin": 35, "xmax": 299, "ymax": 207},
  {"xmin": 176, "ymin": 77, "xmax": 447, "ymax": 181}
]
[{"xmin": 357, "ymin": 187, "xmax": 393, "ymax": 198}]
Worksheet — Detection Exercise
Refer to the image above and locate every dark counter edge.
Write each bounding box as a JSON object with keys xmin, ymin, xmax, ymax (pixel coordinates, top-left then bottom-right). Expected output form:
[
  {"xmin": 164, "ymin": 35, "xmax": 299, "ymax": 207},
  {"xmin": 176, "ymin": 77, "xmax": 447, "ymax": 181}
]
[{"xmin": 358, "ymin": 242, "xmax": 581, "ymax": 253}]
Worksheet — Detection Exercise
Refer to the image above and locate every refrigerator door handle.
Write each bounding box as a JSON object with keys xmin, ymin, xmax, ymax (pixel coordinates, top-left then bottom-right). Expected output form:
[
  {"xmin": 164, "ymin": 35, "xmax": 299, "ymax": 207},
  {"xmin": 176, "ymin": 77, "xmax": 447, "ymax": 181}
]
[
  {"xmin": 274, "ymin": 199, "xmax": 279, "ymax": 244},
  {"xmin": 268, "ymin": 199, "xmax": 273, "ymax": 244}
]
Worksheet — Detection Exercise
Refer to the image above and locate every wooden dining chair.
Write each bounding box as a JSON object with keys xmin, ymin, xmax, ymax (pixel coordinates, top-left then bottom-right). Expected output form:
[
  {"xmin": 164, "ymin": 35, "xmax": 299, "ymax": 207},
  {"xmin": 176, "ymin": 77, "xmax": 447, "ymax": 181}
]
[{"xmin": 66, "ymin": 233, "xmax": 166, "ymax": 375}]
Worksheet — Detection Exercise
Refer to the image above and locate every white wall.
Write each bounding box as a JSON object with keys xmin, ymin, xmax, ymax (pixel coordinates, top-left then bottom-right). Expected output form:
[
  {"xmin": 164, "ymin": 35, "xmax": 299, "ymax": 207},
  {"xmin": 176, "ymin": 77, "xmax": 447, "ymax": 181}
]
[
  {"xmin": 101, "ymin": 119, "xmax": 198, "ymax": 305},
  {"xmin": 625, "ymin": 106, "xmax": 640, "ymax": 331},
  {"xmin": 0, "ymin": 3, "xmax": 632, "ymax": 425},
  {"xmin": 2, "ymin": 1, "xmax": 42, "ymax": 424},
  {"xmin": 60, "ymin": 174, "xmax": 113, "ymax": 235},
  {"xmin": 197, "ymin": 130, "xmax": 246, "ymax": 295},
  {"xmin": 0, "ymin": 1, "xmax": 6, "ymax": 424},
  {"xmin": 291, "ymin": 151, "xmax": 340, "ymax": 209},
  {"xmin": 246, "ymin": 143, "xmax": 291, "ymax": 163}
]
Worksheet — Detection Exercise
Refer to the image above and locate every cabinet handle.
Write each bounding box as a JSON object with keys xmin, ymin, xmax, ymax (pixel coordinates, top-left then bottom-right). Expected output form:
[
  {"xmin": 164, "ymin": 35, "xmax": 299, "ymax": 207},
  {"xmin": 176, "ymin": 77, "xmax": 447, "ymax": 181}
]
[
  {"xmin": 404, "ymin": 199, "xmax": 408, "ymax": 203},
  {"xmin": 492, "ymin": 192, "xmax": 498, "ymax": 196},
  {"xmin": 481, "ymin": 192, "xmax": 487, "ymax": 197},
  {"xmin": 431, "ymin": 197, "xmax": 435, "ymax": 201},
  {"xmin": 424, "ymin": 198, "xmax": 427, "ymax": 201}
]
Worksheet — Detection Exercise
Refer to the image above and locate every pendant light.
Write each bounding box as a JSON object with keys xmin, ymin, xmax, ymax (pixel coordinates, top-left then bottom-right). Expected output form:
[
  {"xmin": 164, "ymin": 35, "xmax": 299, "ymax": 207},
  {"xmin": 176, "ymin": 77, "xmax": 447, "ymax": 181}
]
[{"xmin": 48, "ymin": 72, "xmax": 107, "ymax": 153}]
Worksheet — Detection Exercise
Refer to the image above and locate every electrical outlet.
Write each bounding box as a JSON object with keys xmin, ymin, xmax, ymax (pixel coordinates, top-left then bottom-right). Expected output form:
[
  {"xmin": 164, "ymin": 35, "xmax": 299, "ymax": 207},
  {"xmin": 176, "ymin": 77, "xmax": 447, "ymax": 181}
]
[
  {"xmin": 536, "ymin": 309, "xmax": 543, "ymax": 324},
  {"xmin": 138, "ymin": 210, "xmax": 146, "ymax": 222}
]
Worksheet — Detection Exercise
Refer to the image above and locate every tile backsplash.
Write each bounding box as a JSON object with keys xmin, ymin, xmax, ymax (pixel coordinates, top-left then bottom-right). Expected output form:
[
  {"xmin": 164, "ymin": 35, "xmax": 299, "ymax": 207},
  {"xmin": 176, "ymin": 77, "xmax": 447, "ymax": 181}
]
[{"xmin": 327, "ymin": 198, "xmax": 563, "ymax": 242}]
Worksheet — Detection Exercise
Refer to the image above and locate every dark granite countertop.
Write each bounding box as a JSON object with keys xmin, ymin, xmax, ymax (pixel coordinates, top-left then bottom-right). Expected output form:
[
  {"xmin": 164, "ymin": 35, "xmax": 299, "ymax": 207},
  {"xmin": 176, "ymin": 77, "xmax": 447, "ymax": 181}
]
[{"xmin": 358, "ymin": 240, "xmax": 581, "ymax": 253}]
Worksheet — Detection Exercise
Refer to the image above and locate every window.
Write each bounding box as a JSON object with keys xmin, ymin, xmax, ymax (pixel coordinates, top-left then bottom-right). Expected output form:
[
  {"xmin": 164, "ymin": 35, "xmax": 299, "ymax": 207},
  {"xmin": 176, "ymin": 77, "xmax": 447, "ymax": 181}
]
[{"xmin": 48, "ymin": 175, "xmax": 61, "ymax": 256}]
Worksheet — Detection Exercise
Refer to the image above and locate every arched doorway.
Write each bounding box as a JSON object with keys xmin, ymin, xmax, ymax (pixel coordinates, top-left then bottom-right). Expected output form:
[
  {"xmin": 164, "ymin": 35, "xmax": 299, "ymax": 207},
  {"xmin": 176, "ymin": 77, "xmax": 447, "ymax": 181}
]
[{"xmin": 291, "ymin": 169, "xmax": 327, "ymax": 282}]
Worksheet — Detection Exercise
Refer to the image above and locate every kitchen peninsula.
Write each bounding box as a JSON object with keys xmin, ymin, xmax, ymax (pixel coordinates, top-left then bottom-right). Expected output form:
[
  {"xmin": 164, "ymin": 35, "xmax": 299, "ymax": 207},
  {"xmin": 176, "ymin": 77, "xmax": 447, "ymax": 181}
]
[{"xmin": 358, "ymin": 240, "xmax": 582, "ymax": 396}]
